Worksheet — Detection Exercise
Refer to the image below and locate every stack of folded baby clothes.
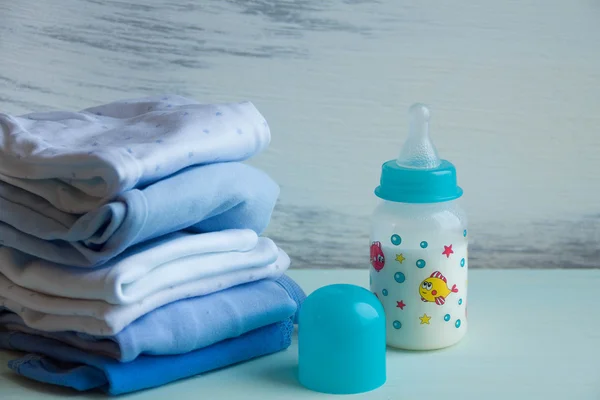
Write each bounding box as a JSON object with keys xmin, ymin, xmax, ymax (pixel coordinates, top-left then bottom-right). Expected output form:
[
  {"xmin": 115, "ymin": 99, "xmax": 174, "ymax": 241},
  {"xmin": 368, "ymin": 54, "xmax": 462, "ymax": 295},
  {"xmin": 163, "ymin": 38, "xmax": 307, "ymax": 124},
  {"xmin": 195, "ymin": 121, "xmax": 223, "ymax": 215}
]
[{"xmin": 0, "ymin": 95, "xmax": 304, "ymax": 394}]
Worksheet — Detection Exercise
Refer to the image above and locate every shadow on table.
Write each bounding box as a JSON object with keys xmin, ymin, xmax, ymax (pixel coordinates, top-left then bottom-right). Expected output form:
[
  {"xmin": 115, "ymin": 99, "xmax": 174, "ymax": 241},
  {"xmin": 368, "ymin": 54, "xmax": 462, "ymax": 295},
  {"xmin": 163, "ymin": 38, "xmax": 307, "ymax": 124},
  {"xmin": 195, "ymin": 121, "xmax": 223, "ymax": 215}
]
[{"xmin": 254, "ymin": 361, "xmax": 307, "ymax": 391}]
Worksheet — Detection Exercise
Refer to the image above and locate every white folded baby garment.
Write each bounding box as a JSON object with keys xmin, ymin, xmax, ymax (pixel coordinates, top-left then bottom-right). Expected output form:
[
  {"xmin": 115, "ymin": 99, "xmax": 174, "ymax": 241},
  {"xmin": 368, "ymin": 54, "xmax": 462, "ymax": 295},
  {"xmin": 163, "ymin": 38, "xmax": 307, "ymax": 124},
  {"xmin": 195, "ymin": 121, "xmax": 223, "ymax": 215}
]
[
  {"xmin": 0, "ymin": 95, "xmax": 270, "ymax": 213},
  {"xmin": 0, "ymin": 249, "xmax": 290, "ymax": 336},
  {"xmin": 0, "ymin": 229, "xmax": 276, "ymax": 304}
]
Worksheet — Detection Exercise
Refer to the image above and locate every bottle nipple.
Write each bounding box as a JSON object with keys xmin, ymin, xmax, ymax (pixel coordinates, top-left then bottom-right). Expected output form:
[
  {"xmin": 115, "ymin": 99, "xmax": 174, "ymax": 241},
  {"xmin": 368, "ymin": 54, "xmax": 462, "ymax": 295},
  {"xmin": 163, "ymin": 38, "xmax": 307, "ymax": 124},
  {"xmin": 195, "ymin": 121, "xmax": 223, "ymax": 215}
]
[{"xmin": 396, "ymin": 103, "xmax": 441, "ymax": 169}]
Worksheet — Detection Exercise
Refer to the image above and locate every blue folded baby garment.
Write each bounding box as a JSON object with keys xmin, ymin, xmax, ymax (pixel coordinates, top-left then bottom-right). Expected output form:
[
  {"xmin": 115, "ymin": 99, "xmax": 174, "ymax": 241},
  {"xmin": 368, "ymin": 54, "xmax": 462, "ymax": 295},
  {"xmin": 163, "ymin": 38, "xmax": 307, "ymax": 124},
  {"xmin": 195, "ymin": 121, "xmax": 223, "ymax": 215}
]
[
  {"xmin": 0, "ymin": 162, "xmax": 279, "ymax": 267},
  {"xmin": 0, "ymin": 275, "xmax": 305, "ymax": 362},
  {"xmin": 0, "ymin": 95, "xmax": 271, "ymax": 213},
  {"xmin": 1, "ymin": 319, "xmax": 294, "ymax": 395}
]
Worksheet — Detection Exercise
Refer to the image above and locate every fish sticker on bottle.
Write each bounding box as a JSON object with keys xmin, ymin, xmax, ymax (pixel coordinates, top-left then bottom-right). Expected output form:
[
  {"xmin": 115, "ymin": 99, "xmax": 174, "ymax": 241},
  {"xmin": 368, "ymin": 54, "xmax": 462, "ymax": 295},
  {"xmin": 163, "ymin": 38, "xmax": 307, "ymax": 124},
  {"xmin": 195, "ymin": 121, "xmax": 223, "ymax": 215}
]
[
  {"xmin": 370, "ymin": 241, "xmax": 385, "ymax": 272},
  {"xmin": 418, "ymin": 271, "xmax": 459, "ymax": 305}
]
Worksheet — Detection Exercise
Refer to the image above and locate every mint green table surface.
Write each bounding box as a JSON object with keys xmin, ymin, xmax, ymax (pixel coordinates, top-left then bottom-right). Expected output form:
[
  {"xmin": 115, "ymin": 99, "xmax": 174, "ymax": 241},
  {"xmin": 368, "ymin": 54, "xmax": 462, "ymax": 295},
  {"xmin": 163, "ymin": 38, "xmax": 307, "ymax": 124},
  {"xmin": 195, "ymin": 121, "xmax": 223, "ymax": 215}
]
[{"xmin": 1, "ymin": 269, "xmax": 599, "ymax": 399}]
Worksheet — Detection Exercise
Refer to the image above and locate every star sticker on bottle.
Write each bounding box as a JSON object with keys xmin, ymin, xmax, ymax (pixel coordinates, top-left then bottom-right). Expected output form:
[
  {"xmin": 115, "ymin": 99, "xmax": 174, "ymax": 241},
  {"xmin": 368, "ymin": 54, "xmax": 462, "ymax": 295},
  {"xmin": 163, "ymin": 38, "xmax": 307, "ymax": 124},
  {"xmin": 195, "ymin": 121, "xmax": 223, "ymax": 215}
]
[
  {"xmin": 442, "ymin": 244, "xmax": 454, "ymax": 258},
  {"xmin": 395, "ymin": 254, "xmax": 405, "ymax": 264},
  {"xmin": 419, "ymin": 313, "xmax": 431, "ymax": 325},
  {"xmin": 396, "ymin": 300, "xmax": 406, "ymax": 310}
]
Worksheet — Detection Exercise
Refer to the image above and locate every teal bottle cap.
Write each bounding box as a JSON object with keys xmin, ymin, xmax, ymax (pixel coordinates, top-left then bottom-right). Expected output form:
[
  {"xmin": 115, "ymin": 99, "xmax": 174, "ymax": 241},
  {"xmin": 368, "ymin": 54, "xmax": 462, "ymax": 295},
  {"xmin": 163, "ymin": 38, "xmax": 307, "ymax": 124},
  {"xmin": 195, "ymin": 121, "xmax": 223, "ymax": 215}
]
[
  {"xmin": 375, "ymin": 103, "xmax": 463, "ymax": 203},
  {"xmin": 298, "ymin": 284, "xmax": 386, "ymax": 395}
]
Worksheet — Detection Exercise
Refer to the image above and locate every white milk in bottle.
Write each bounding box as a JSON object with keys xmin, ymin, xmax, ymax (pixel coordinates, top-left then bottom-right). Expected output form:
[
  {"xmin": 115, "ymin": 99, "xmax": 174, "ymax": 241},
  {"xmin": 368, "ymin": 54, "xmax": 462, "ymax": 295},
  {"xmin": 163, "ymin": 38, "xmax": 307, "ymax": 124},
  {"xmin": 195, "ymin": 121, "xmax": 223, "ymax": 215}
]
[{"xmin": 369, "ymin": 103, "xmax": 468, "ymax": 350}]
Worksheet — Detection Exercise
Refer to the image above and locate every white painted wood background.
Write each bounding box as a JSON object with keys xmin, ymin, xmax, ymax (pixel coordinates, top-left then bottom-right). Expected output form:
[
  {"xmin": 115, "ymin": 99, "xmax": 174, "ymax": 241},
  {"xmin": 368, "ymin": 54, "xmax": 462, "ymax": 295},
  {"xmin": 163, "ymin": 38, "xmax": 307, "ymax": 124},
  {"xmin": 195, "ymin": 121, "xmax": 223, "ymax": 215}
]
[{"xmin": 1, "ymin": 0, "xmax": 599, "ymax": 268}]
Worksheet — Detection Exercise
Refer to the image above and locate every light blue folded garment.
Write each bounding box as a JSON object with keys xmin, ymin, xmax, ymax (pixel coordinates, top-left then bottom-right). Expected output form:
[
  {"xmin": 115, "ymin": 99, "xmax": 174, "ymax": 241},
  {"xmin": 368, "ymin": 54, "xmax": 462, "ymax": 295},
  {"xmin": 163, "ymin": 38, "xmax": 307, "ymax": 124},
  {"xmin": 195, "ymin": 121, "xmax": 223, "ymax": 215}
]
[
  {"xmin": 0, "ymin": 95, "xmax": 271, "ymax": 213},
  {"xmin": 0, "ymin": 275, "xmax": 305, "ymax": 362},
  {"xmin": 1, "ymin": 319, "xmax": 294, "ymax": 395},
  {"xmin": 0, "ymin": 162, "xmax": 279, "ymax": 267}
]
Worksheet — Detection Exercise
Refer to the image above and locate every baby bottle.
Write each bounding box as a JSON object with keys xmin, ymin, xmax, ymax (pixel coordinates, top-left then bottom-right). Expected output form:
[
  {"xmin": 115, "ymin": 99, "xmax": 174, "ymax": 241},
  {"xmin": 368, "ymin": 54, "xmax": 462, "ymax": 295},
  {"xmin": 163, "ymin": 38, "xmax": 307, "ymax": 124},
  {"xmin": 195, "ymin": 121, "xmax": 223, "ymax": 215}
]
[{"xmin": 369, "ymin": 103, "xmax": 467, "ymax": 350}]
